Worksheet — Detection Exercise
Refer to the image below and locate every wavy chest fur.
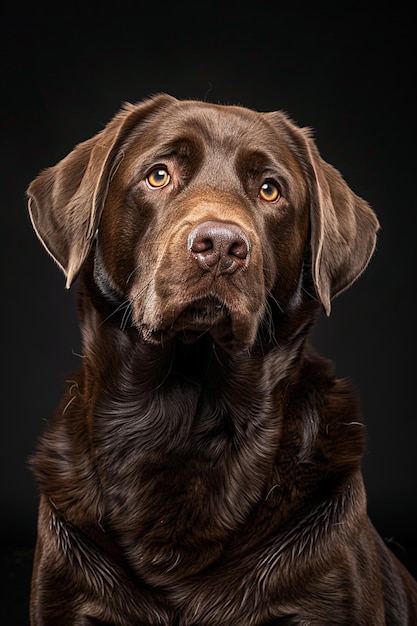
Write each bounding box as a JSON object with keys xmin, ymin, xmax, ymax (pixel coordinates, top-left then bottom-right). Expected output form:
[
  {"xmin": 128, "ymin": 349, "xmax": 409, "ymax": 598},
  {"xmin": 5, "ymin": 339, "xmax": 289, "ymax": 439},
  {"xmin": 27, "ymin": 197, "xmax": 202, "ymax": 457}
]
[
  {"xmin": 87, "ymin": 335, "xmax": 296, "ymax": 582},
  {"xmin": 32, "ymin": 317, "xmax": 365, "ymax": 594}
]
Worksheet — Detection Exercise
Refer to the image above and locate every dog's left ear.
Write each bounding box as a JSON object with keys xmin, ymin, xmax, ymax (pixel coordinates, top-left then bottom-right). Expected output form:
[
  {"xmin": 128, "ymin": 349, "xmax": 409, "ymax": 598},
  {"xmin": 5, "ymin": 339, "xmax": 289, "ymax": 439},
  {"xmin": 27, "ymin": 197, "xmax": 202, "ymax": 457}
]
[
  {"xmin": 265, "ymin": 112, "xmax": 380, "ymax": 315},
  {"xmin": 303, "ymin": 133, "xmax": 380, "ymax": 315}
]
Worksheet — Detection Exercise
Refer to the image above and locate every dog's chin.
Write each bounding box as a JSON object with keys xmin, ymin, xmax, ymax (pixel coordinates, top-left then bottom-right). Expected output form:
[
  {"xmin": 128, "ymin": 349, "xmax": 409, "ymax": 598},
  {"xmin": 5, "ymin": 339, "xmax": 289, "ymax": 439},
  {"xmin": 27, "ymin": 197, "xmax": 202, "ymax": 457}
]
[{"xmin": 140, "ymin": 297, "xmax": 252, "ymax": 353}]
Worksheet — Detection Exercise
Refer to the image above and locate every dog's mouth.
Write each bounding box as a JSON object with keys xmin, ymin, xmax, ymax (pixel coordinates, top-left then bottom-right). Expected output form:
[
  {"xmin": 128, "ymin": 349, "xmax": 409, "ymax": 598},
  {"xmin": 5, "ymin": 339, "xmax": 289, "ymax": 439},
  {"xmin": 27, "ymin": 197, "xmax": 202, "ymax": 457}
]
[
  {"xmin": 143, "ymin": 297, "xmax": 237, "ymax": 349},
  {"xmin": 179, "ymin": 297, "xmax": 228, "ymax": 325},
  {"xmin": 176, "ymin": 297, "xmax": 232, "ymax": 340}
]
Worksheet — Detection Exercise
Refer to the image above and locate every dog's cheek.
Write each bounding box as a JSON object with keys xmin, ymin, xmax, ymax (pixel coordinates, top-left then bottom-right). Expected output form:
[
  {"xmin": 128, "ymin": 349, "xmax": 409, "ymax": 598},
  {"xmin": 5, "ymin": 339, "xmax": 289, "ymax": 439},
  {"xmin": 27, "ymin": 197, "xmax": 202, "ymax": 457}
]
[
  {"xmin": 97, "ymin": 193, "xmax": 156, "ymax": 293},
  {"xmin": 265, "ymin": 206, "xmax": 310, "ymax": 307},
  {"xmin": 128, "ymin": 216, "xmax": 187, "ymax": 333}
]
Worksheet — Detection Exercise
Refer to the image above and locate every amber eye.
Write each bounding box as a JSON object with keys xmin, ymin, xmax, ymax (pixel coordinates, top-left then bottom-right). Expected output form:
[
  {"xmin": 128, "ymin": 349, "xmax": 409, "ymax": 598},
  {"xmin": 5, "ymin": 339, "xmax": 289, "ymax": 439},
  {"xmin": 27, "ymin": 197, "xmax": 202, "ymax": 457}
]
[
  {"xmin": 146, "ymin": 167, "xmax": 171, "ymax": 189},
  {"xmin": 259, "ymin": 181, "xmax": 280, "ymax": 203}
]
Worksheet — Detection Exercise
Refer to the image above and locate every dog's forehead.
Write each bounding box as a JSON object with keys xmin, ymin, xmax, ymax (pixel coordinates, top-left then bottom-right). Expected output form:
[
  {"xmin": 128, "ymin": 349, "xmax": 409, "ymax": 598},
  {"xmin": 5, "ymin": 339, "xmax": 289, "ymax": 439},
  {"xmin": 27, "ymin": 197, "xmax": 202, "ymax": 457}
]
[
  {"xmin": 175, "ymin": 101, "xmax": 270, "ymax": 134},
  {"xmin": 142, "ymin": 100, "xmax": 291, "ymax": 155}
]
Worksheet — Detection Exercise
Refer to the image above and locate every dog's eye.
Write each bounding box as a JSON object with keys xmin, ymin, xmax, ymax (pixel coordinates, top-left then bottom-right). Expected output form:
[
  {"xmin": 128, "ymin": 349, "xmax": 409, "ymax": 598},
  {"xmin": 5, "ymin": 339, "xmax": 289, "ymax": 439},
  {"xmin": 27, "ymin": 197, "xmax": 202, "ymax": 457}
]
[
  {"xmin": 145, "ymin": 167, "xmax": 171, "ymax": 189},
  {"xmin": 259, "ymin": 181, "xmax": 280, "ymax": 203}
]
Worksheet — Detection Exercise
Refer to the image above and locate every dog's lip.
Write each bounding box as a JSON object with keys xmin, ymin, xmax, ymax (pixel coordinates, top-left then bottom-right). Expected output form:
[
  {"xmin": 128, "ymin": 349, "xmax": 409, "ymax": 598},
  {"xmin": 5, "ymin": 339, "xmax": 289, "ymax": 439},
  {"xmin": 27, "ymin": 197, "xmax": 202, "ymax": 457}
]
[
  {"xmin": 174, "ymin": 296, "xmax": 231, "ymax": 331},
  {"xmin": 181, "ymin": 297, "xmax": 228, "ymax": 318},
  {"xmin": 172, "ymin": 297, "xmax": 237, "ymax": 348},
  {"xmin": 140, "ymin": 296, "xmax": 234, "ymax": 345}
]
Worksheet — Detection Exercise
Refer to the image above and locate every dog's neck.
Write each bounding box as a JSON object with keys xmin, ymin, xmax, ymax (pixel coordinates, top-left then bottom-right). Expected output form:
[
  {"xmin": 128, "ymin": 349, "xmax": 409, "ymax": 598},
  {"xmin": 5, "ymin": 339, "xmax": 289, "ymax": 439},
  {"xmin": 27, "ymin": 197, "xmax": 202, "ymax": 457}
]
[
  {"xmin": 75, "ymin": 307, "xmax": 307, "ymax": 580},
  {"xmin": 35, "ymin": 283, "xmax": 364, "ymax": 584}
]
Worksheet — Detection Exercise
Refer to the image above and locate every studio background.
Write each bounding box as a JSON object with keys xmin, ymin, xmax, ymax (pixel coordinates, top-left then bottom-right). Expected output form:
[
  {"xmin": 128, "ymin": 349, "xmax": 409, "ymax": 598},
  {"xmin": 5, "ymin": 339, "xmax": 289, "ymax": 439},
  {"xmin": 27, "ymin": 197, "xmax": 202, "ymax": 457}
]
[{"xmin": 1, "ymin": 5, "xmax": 415, "ymax": 624}]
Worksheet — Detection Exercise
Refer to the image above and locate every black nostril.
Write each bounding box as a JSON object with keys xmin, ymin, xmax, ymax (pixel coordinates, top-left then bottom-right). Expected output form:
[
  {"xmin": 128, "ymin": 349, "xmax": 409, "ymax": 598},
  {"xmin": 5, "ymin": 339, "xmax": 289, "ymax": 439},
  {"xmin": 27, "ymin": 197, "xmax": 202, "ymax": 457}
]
[{"xmin": 188, "ymin": 221, "xmax": 251, "ymax": 275}]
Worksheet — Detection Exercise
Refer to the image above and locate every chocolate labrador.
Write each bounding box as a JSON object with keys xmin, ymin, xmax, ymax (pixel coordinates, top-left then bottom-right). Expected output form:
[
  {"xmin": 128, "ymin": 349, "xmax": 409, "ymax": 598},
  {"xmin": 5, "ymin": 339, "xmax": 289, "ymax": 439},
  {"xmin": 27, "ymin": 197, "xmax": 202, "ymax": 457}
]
[{"xmin": 27, "ymin": 94, "xmax": 417, "ymax": 625}]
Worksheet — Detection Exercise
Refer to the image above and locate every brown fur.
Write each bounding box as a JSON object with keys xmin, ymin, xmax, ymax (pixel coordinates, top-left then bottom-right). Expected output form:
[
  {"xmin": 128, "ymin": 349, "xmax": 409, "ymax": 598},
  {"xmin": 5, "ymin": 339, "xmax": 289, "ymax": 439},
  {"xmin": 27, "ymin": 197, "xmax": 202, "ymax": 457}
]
[{"xmin": 27, "ymin": 94, "xmax": 417, "ymax": 625}]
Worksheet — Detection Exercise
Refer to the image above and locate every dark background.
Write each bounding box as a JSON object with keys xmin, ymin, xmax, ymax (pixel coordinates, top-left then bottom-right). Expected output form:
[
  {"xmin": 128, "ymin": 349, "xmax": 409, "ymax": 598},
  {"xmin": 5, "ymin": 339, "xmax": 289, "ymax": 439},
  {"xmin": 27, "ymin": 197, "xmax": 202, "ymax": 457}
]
[{"xmin": 1, "ymin": 5, "xmax": 416, "ymax": 624}]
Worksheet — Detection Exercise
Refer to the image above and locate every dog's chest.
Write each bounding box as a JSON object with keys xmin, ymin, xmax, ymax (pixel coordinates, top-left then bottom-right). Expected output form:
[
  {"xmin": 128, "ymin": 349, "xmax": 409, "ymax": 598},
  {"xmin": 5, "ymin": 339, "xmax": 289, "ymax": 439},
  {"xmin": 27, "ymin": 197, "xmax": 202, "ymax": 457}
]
[{"xmin": 91, "ymin": 378, "xmax": 280, "ymax": 583}]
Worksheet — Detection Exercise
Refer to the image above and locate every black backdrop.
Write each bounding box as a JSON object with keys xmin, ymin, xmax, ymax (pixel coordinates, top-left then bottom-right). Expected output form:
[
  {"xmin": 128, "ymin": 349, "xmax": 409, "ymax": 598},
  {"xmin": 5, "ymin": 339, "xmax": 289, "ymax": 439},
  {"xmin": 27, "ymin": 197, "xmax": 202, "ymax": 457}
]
[{"xmin": 1, "ymin": 5, "xmax": 416, "ymax": 624}]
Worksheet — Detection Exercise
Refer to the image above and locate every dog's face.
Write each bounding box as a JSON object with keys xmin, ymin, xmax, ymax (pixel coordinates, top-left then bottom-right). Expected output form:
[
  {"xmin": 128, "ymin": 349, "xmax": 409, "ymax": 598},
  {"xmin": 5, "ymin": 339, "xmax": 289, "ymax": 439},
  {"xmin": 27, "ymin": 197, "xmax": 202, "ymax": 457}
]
[
  {"xmin": 27, "ymin": 94, "xmax": 379, "ymax": 352},
  {"xmin": 96, "ymin": 101, "xmax": 312, "ymax": 350}
]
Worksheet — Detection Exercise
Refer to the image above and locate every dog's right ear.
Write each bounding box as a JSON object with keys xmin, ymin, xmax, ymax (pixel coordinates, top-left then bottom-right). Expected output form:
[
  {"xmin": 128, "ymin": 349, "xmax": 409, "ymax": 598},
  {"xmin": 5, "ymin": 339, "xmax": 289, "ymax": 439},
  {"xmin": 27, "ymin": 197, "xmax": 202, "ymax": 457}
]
[{"xmin": 27, "ymin": 93, "xmax": 176, "ymax": 288}]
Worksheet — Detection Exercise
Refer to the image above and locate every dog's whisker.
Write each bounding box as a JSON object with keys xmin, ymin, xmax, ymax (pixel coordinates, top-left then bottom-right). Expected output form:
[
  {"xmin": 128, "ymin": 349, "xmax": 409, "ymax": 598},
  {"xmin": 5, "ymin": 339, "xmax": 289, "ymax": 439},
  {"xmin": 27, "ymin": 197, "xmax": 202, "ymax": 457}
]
[
  {"xmin": 257, "ymin": 298, "xmax": 279, "ymax": 348},
  {"xmin": 125, "ymin": 267, "xmax": 137, "ymax": 285},
  {"xmin": 98, "ymin": 298, "xmax": 132, "ymax": 328},
  {"xmin": 267, "ymin": 291, "xmax": 284, "ymax": 315},
  {"xmin": 301, "ymin": 285, "xmax": 320, "ymax": 304},
  {"xmin": 120, "ymin": 301, "xmax": 134, "ymax": 330}
]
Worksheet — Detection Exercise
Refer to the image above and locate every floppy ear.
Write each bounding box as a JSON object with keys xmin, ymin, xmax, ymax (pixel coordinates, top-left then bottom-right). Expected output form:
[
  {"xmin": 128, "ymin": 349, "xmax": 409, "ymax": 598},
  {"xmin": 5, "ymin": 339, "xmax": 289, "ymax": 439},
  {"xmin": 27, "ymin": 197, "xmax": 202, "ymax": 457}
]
[
  {"xmin": 304, "ymin": 133, "xmax": 380, "ymax": 314},
  {"xmin": 264, "ymin": 111, "xmax": 380, "ymax": 314},
  {"xmin": 27, "ymin": 93, "xmax": 176, "ymax": 288}
]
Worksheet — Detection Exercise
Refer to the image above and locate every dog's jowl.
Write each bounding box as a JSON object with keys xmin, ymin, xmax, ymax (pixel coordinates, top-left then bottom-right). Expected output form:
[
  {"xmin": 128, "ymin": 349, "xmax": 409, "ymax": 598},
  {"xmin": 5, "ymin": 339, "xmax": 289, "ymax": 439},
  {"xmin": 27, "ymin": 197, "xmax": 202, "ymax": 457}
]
[{"xmin": 27, "ymin": 94, "xmax": 417, "ymax": 625}]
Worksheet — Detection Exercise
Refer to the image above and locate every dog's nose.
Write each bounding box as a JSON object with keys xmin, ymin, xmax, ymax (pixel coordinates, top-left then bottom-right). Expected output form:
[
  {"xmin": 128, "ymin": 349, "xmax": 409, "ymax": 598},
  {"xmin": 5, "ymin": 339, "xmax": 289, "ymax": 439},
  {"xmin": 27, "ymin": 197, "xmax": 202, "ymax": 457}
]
[{"xmin": 188, "ymin": 221, "xmax": 250, "ymax": 275}]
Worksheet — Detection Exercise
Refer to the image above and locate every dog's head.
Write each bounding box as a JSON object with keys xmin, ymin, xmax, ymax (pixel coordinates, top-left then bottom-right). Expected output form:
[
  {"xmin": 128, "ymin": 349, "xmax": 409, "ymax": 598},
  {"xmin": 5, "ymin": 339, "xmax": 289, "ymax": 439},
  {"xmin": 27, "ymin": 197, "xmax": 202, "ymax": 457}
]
[{"xmin": 27, "ymin": 94, "xmax": 379, "ymax": 352}]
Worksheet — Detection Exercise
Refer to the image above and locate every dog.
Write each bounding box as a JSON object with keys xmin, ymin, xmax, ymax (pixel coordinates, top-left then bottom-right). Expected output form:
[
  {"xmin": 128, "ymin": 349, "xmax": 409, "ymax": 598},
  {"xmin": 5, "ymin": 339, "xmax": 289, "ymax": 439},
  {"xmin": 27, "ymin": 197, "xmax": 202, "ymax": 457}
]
[{"xmin": 27, "ymin": 94, "xmax": 417, "ymax": 625}]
